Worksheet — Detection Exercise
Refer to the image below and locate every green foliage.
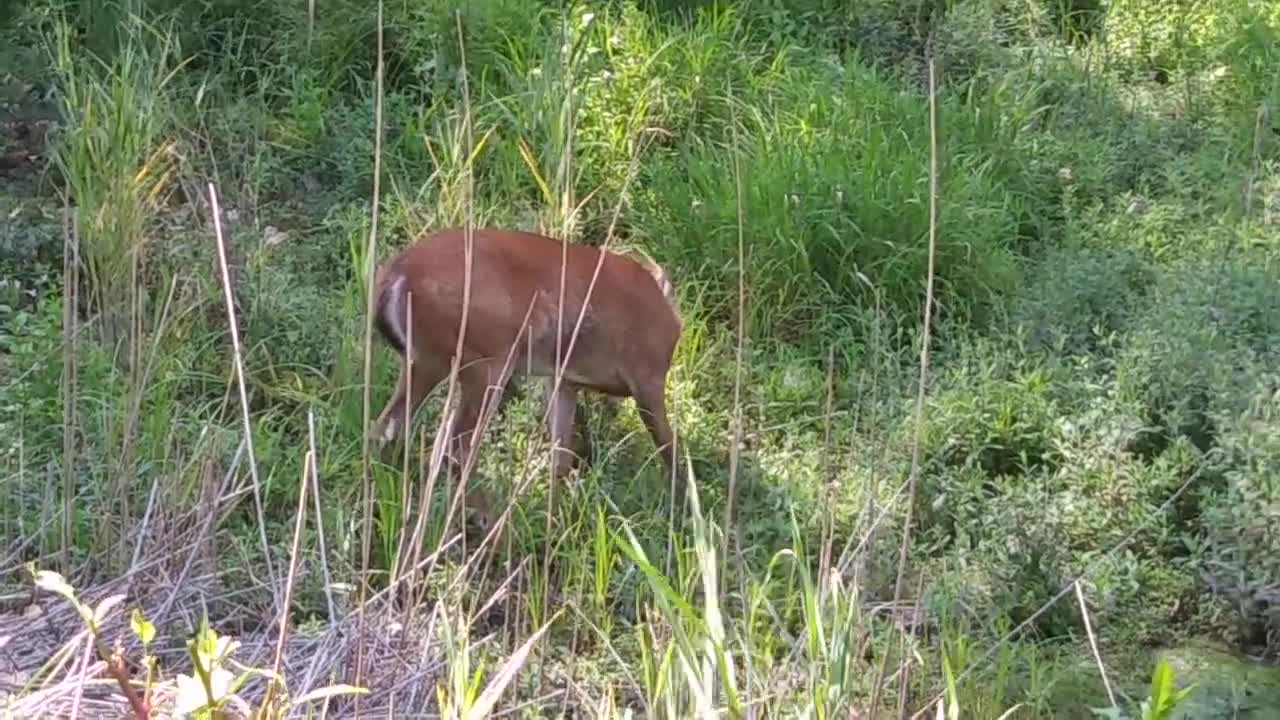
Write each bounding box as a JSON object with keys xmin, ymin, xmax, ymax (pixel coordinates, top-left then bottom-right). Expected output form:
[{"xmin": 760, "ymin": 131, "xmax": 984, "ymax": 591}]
[
  {"xmin": 737, "ymin": 0, "xmax": 865, "ymax": 53},
  {"xmin": 1226, "ymin": 3, "xmax": 1280, "ymax": 99},
  {"xmin": 1045, "ymin": 0, "xmax": 1106, "ymax": 43},
  {"xmin": 636, "ymin": 57, "xmax": 1028, "ymax": 340},
  {"xmin": 47, "ymin": 7, "xmax": 181, "ymax": 352},
  {"xmin": 1008, "ymin": 244, "xmax": 1153, "ymax": 355},
  {"xmin": 1103, "ymin": 0, "xmax": 1232, "ymax": 78},
  {"xmin": 920, "ymin": 342, "xmax": 1150, "ymax": 637},
  {"xmin": 1092, "ymin": 657, "xmax": 1196, "ymax": 720},
  {"xmin": 1199, "ymin": 370, "xmax": 1280, "ymax": 652},
  {"xmin": 918, "ymin": 251, "xmax": 1280, "ymax": 647},
  {"xmin": 1, "ymin": 294, "xmax": 121, "ymax": 472},
  {"xmin": 1140, "ymin": 659, "xmax": 1197, "ymax": 720},
  {"xmin": 6, "ymin": 0, "xmax": 1280, "ymax": 716},
  {"xmin": 1115, "ymin": 257, "xmax": 1280, "ymax": 452}
]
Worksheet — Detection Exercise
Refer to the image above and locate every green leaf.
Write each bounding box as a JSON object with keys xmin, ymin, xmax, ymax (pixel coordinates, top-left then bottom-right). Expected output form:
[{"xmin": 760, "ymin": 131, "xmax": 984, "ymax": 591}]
[
  {"xmin": 942, "ymin": 654, "xmax": 960, "ymax": 720},
  {"xmin": 30, "ymin": 567, "xmax": 94, "ymax": 627},
  {"xmin": 227, "ymin": 662, "xmax": 281, "ymax": 696},
  {"xmin": 291, "ymin": 683, "xmax": 369, "ymax": 707},
  {"xmin": 1143, "ymin": 659, "xmax": 1195, "ymax": 720},
  {"xmin": 130, "ymin": 608, "xmax": 156, "ymax": 645},
  {"xmin": 191, "ymin": 616, "xmax": 221, "ymax": 673},
  {"xmin": 995, "ymin": 704, "xmax": 1024, "ymax": 720},
  {"xmin": 461, "ymin": 611, "xmax": 560, "ymax": 720},
  {"xmin": 1149, "ymin": 659, "xmax": 1174, "ymax": 709},
  {"xmin": 614, "ymin": 526, "xmax": 697, "ymax": 620}
]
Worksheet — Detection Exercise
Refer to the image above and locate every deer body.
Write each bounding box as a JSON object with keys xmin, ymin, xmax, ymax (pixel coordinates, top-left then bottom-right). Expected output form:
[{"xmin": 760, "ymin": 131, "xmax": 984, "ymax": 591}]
[{"xmin": 370, "ymin": 226, "xmax": 683, "ymax": 521}]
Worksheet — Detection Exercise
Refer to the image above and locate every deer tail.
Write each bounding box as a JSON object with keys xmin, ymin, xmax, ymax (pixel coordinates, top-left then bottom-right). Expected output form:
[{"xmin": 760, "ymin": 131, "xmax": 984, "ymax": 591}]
[
  {"xmin": 630, "ymin": 249, "xmax": 675, "ymax": 302},
  {"xmin": 374, "ymin": 273, "xmax": 410, "ymax": 357}
]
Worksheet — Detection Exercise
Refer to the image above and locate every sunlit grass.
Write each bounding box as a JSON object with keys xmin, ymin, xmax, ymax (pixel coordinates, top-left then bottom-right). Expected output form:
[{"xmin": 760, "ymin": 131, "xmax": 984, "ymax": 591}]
[{"xmin": 3, "ymin": 0, "xmax": 1275, "ymax": 717}]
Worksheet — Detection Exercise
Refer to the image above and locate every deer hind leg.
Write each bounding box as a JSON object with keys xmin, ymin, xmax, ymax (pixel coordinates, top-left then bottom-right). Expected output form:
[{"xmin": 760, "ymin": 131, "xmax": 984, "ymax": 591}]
[
  {"xmin": 444, "ymin": 359, "xmax": 511, "ymax": 529},
  {"xmin": 544, "ymin": 377, "xmax": 585, "ymax": 481},
  {"xmin": 372, "ymin": 356, "xmax": 446, "ymax": 456}
]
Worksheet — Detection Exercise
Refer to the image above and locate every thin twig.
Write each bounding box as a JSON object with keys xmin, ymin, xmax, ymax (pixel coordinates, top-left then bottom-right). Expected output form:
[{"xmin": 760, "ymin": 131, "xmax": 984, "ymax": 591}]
[
  {"xmin": 207, "ymin": 182, "xmax": 277, "ymax": 605},
  {"xmin": 307, "ymin": 410, "xmax": 338, "ymax": 624},
  {"xmin": 907, "ymin": 462, "xmax": 1209, "ymax": 719},
  {"xmin": 68, "ymin": 634, "xmax": 92, "ymax": 720},
  {"xmin": 355, "ymin": 0, "xmax": 386, "ymax": 703},
  {"xmin": 433, "ymin": 7, "xmax": 477, "ymax": 557},
  {"xmin": 1209, "ymin": 102, "xmax": 1268, "ymax": 322},
  {"xmin": 60, "ymin": 201, "xmax": 79, "ymax": 574},
  {"xmin": 897, "ymin": 572, "xmax": 926, "ymax": 718},
  {"xmin": 125, "ymin": 275, "xmax": 181, "ymax": 575},
  {"xmin": 263, "ymin": 443, "xmax": 312, "ymax": 713},
  {"xmin": 391, "ymin": 291, "xmax": 414, "ymax": 590},
  {"xmin": 723, "ymin": 78, "xmax": 748, "ymax": 577},
  {"xmin": 819, "ymin": 344, "xmax": 838, "ymax": 601},
  {"xmin": 1075, "ymin": 580, "xmax": 1116, "ymax": 708},
  {"xmin": 156, "ymin": 436, "xmax": 246, "ymax": 621},
  {"xmin": 873, "ymin": 54, "xmax": 941, "ymax": 715}
]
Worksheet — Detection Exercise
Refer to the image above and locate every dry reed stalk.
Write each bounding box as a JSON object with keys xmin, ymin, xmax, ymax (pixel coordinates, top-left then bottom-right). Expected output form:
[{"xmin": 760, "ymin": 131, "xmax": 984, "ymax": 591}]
[
  {"xmin": 1075, "ymin": 580, "xmax": 1116, "ymax": 708},
  {"xmin": 208, "ymin": 183, "xmax": 276, "ymax": 604},
  {"xmin": 60, "ymin": 202, "xmax": 79, "ymax": 574},
  {"xmin": 723, "ymin": 78, "xmax": 748, "ymax": 578},
  {"xmin": 871, "ymin": 54, "xmax": 940, "ymax": 716},
  {"xmin": 354, "ymin": 0, "xmax": 386, "ymax": 705},
  {"xmin": 307, "ymin": 410, "xmax": 338, "ymax": 624},
  {"xmin": 261, "ymin": 443, "xmax": 313, "ymax": 713}
]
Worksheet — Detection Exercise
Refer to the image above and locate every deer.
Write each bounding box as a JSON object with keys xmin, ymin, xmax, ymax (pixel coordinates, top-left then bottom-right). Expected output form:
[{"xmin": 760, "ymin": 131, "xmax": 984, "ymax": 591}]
[{"xmin": 368, "ymin": 226, "xmax": 684, "ymax": 527}]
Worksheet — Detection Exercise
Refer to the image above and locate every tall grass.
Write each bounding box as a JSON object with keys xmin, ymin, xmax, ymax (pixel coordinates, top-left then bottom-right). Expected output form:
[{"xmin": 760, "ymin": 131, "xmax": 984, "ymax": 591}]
[
  {"xmin": 3, "ymin": 0, "xmax": 1271, "ymax": 717},
  {"xmin": 45, "ymin": 6, "xmax": 189, "ymax": 571},
  {"xmin": 48, "ymin": 9, "xmax": 181, "ymax": 360},
  {"xmin": 634, "ymin": 56, "xmax": 1027, "ymax": 341}
]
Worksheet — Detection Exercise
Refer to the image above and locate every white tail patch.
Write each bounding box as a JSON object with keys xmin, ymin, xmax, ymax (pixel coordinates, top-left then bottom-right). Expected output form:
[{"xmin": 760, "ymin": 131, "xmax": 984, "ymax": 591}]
[
  {"xmin": 653, "ymin": 266, "xmax": 674, "ymax": 301},
  {"xmin": 633, "ymin": 252, "xmax": 675, "ymax": 302},
  {"xmin": 382, "ymin": 274, "xmax": 411, "ymax": 360}
]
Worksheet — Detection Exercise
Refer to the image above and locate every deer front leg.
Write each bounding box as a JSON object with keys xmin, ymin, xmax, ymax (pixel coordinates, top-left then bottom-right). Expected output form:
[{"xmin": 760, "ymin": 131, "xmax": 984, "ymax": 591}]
[{"xmin": 632, "ymin": 375, "xmax": 684, "ymax": 507}]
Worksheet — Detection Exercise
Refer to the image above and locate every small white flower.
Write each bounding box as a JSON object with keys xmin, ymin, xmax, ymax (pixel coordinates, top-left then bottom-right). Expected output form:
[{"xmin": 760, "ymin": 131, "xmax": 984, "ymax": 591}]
[{"xmin": 173, "ymin": 668, "xmax": 234, "ymax": 716}]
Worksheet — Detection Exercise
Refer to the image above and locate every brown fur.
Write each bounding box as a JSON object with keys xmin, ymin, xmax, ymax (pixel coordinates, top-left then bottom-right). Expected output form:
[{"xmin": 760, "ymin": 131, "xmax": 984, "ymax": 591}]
[{"xmin": 369, "ymin": 226, "xmax": 685, "ymax": 525}]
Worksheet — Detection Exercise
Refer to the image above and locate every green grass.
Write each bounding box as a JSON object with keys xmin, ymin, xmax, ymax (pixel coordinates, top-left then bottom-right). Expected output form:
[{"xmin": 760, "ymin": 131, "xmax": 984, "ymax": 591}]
[{"xmin": 2, "ymin": 0, "xmax": 1279, "ymax": 717}]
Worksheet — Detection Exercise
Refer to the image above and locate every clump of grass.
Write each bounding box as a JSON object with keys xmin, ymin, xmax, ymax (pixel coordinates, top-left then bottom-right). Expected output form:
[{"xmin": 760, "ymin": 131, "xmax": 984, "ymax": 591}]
[
  {"xmin": 47, "ymin": 9, "xmax": 182, "ymax": 359},
  {"xmin": 635, "ymin": 56, "xmax": 1026, "ymax": 344},
  {"xmin": 6, "ymin": 0, "xmax": 1280, "ymax": 717}
]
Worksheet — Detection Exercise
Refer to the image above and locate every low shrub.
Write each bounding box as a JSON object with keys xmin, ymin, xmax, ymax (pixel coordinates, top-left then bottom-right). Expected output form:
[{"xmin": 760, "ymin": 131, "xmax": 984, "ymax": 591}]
[
  {"xmin": 1114, "ymin": 256, "xmax": 1280, "ymax": 454},
  {"xmin": 918, "ymin": 339, "xmax": 1207, "ymax": 643},
  {"xmin": 1113, "ymin": 255, "xmax": 1280, "ymax": 655},
  {"xmin": 921, "ymin": 249, "xmax": 1280, "ymax": 646},
  {"xmin": 1006, "ymin": 243, "xmax": 1152, "ymax": 356},
  {"xmin": 1201, "ymin": 381, "xmax": 1280, "ymax": 655},
  {"xmin": 1103, "ymin": 0, "xmax": 1229, "ymax": 80}
]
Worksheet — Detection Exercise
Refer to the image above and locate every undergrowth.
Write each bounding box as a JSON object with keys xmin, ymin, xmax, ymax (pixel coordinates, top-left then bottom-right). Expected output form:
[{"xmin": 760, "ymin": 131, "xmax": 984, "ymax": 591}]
[{"xmin": 3, "ymin": 0, "xmax": 1278, "ymax": 717}]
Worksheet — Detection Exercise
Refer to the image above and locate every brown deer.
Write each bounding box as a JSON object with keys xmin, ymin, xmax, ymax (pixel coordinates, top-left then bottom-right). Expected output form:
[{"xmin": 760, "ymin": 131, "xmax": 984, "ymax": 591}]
[{"xmin": 368, "ymin": 226, "xmax": 684, "ymax": 525}]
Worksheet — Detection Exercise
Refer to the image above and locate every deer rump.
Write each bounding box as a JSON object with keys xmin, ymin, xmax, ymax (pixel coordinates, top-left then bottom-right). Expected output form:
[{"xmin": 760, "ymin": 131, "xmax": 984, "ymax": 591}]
[{"xmin": 369, "ymin": 226, "xmax": 683, "ymax": 519}]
